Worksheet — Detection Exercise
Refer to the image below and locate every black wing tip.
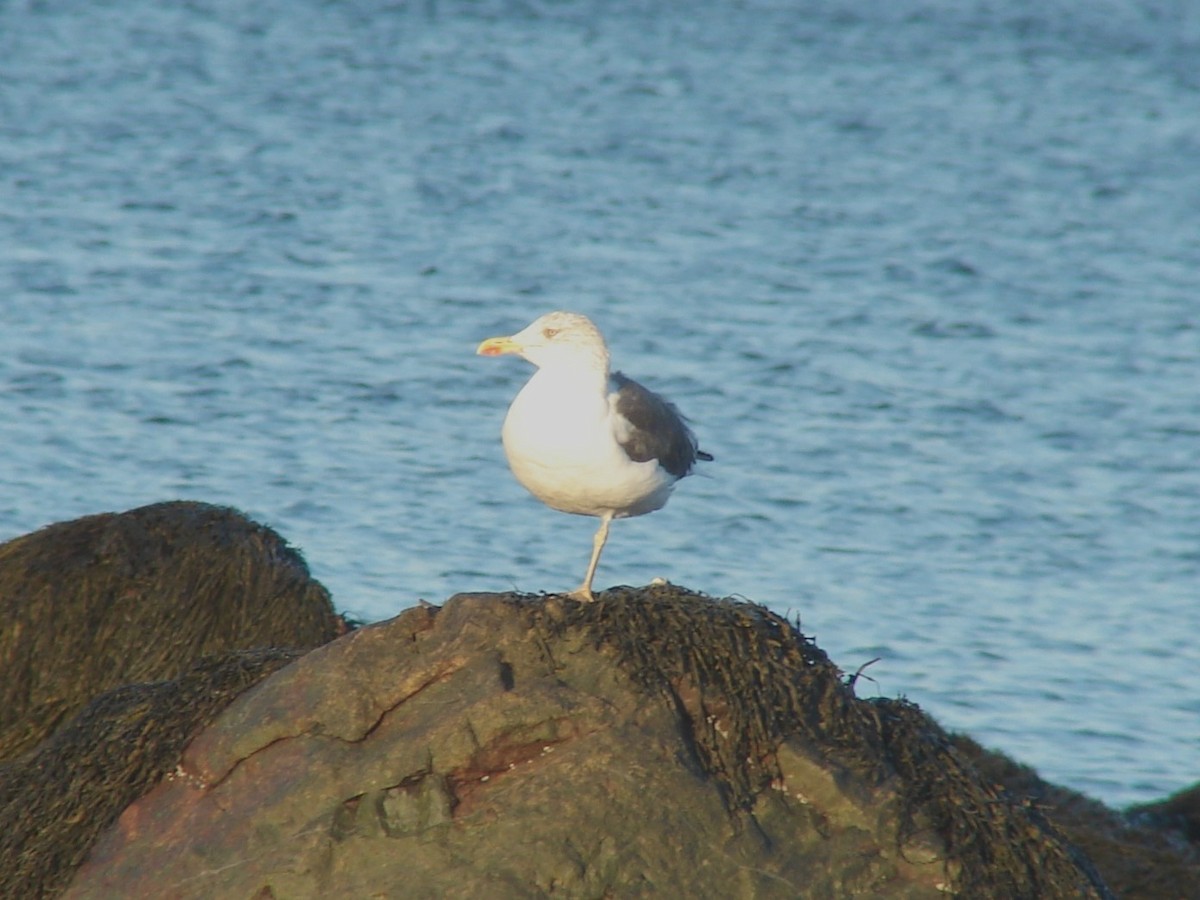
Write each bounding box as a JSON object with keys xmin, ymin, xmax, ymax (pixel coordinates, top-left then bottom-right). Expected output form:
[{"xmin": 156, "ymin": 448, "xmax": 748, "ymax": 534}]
[{"xmin": 696, "ymin": 450, "xmax": 714, "ymax": 462}]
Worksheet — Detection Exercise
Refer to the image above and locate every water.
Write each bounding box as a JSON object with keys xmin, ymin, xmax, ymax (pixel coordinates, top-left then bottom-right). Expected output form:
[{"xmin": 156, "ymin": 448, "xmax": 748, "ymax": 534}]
[{"xmin": 2, "ymin": 0, "xmax": 1198, "ymax": 810}]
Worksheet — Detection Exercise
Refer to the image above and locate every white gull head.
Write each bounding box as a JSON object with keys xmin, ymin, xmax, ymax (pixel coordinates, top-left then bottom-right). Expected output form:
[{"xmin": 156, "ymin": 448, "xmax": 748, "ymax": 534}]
[{"xmin": 477, "ymin": 311, "xmax": 610, "ymax": 375}]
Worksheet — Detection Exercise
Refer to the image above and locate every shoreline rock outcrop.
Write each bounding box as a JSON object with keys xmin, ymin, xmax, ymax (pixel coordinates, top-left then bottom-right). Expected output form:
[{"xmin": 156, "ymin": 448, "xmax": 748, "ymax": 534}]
[
  {"xmin": 0, "ymin": 501, "xmax": 345, "ymax": 763},
  {"xmin": 1, "ymin": 648, "xmax": 302, "ymax": 899},
  {"xmin": 1, "ymin": 505, "xmax": 1195, "ymax": 898},
  {"xmin": 0, "ymin": 502, "xmax": 346, "ymax": 899},
  {"xmin": 63, "ymin": 587, "xmax": 1112, "ymax": 898}
]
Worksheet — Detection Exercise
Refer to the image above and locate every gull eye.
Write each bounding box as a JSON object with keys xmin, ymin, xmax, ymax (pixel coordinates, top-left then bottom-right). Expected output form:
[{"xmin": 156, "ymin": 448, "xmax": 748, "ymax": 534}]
[{"xmin": 542, "ymin": 327, "xmax": 560, "ymax": 339}]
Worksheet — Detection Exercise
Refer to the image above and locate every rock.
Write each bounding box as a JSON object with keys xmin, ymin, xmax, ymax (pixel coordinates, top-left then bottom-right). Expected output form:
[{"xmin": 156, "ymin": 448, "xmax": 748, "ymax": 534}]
[
  {"xmin": 1130, "ymin": 782, "xmax": 1200, "ymax": 850},
  {"xmin": 0, "ymin": 649, "xmax": 302, "ymax": 900},
  {"xmin": 956, "ymin": 737, "xmax": 1200, "ymax": 899},
  {"xmin": 63, "ymin": 587, "xmax": 1113, "ymax": 899},
  {"xmin": 0, "ymin": 501, "xmax": 345, "ymax": 763}
]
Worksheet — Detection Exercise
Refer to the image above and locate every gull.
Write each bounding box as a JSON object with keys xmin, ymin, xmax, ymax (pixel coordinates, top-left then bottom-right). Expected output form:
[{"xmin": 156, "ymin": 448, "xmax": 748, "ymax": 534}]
[{"xmin": 477, "ymin": 311, "xmax": 712, "ymax": 601}]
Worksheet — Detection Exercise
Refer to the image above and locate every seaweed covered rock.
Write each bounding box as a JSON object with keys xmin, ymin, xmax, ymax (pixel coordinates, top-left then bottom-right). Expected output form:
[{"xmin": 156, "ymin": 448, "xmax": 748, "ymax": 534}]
[
  {"xmin": 0, "ymin": 501, "xmax": 344, "ymax": 762},
  {"xmin": 0, "ymin": 648, "xmax": 302, "ymax": 900},
  {"xmin": 65, "ymin": 587, "xmax": 1112, "ymax": 899},
  {"xmin": 1130, "ymin": 782, "xmax": 1200, "ymax": 850},
  {"xmin": 955, "ymin": 737, "xmax": 1200, "ymax": 899}
]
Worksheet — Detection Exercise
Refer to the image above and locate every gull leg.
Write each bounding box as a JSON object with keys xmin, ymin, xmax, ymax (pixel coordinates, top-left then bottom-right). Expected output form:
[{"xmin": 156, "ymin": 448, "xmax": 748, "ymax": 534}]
[{"xmin": 569, "ymin": 512, "xmax": 612, "ymax": 602}]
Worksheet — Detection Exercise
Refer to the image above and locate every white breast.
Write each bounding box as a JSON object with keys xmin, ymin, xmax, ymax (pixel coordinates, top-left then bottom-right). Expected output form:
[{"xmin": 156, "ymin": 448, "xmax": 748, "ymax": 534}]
[{"xmin": 501, "ymin": 368, "xmax": 675, "ymax": 518}]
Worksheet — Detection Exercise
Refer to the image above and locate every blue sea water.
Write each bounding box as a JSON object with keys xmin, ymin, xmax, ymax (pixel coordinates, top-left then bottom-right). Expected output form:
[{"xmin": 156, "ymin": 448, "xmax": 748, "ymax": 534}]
[{"xmin": 2, "ymin": 0, "xmax": 1198, "ymax": 809}]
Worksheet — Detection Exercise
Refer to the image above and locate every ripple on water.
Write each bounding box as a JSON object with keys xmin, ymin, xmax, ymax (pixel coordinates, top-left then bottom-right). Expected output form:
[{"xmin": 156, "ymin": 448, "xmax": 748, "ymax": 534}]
[{"xmin": 0, "ymin": 0, "xmax": 1197, "ymax": 808}]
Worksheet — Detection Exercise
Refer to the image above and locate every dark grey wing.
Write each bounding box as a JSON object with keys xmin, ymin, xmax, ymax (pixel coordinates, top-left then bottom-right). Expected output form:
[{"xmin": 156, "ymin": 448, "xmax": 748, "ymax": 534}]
[{"xmin": 609, "ymin": 371, "xmax": 711, "ymax": 478}]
